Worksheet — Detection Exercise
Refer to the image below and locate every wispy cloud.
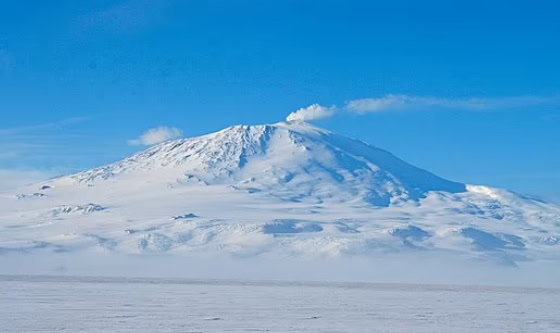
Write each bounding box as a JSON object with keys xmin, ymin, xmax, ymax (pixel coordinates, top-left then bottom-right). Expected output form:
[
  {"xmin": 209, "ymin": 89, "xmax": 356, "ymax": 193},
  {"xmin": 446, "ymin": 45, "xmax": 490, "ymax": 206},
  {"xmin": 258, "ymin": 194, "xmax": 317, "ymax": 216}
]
[
  {"xmin": 0, "ymin": 143, "xmax": 53, "ymax": 161},
  {"xmin": 346, "ymin": 95, "xmax": 560, "ymax": 113},
  {"xmin": 287, "ymin": 95, "xmax": 560, "ymax": 122},
  {"xmin": 286, "ymin": 104, "xmax": 337, "ymax": 122},
  {"xmin": 0, "ymin": 117, "xmax": 90, "ymax": 164},
  {"xmin": 128, "ymin": 126, "xmax": 183, "ymax": 146},
  {"xmin": 0, "ymin": 117, "xmax": 88, "ymax": 136}
]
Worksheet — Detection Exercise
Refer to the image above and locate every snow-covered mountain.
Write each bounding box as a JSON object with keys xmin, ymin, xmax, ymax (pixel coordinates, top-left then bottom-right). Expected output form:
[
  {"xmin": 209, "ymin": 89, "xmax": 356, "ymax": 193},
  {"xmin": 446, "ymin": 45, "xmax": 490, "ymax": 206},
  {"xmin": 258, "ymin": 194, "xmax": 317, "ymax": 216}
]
[
  {"xmin": 1, "ymin": 121, "xmax": 559, "ymax": 264},
  {"xmin": 72, "ymin": 122, "xmax": 465, "ymax": 206}
]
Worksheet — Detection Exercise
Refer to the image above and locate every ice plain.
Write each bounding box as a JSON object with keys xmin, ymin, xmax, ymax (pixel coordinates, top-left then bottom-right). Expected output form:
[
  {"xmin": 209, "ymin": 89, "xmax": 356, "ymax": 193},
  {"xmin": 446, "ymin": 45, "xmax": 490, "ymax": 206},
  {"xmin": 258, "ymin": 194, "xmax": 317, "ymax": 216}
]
[{"xmin": 2, "ymin": 275, "xmax": 560, "ymax": 333}]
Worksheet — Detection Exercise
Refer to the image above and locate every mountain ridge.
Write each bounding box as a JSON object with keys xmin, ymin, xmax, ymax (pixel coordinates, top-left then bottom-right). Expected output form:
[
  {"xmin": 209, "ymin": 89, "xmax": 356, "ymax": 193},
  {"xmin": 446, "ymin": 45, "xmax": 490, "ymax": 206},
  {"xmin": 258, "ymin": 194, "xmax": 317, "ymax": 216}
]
[
  {"xmin": 1, "ymin": 121, "xmax": 559, "ymax": 262},
  {"xmin": 66, "ymin": 121, "xmax": 465, "ymax": 207}
]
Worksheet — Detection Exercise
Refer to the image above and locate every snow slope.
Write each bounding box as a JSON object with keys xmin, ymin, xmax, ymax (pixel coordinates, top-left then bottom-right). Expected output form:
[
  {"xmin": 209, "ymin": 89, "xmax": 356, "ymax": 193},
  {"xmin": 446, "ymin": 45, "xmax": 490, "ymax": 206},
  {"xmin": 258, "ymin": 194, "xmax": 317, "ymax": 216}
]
[{"xmin": 1, "ymin": 121, "xmax": 559, "ymax": 264}]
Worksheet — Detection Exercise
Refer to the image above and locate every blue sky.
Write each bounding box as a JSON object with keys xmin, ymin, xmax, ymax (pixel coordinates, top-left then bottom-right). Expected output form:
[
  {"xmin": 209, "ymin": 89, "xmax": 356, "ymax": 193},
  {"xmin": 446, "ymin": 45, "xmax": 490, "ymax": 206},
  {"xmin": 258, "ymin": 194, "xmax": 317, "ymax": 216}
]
[{"xmin": 1, "ymin": 0, "xmax": 559, "ymax": 201}]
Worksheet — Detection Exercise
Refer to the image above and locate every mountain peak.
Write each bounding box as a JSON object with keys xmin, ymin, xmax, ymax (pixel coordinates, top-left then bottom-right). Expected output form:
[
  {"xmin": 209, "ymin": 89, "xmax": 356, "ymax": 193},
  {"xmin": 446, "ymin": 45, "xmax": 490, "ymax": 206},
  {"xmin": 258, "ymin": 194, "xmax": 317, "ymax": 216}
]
[{"xmin": 67, "ymin": 122, "xmax": 464, "ymax": 207}]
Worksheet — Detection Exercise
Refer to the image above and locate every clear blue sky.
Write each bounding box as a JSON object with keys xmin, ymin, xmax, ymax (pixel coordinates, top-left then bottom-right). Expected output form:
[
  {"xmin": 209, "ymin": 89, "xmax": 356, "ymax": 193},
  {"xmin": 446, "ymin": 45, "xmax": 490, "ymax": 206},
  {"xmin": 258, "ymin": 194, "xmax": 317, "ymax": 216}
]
[{"xmin": 1, "ymin": 0, "xmax": 559, "ymax": 201}]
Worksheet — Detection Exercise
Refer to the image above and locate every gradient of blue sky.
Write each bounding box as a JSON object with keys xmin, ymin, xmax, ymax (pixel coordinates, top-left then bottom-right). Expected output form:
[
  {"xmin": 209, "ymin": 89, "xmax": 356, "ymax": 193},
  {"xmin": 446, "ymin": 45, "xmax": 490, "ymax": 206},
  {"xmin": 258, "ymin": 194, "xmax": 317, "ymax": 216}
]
[{"xmin": 1, "ymin": 0, "xmax": 559, "ymax": 200}]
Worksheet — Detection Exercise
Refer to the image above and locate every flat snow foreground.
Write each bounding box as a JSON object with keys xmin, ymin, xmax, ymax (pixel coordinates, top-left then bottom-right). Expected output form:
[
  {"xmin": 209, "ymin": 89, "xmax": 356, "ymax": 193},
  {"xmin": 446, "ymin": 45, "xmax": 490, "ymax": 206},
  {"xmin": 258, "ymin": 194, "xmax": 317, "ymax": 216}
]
[{"xmin": 1, "ymin": 275, "xmax": 560, "ymax": 333}]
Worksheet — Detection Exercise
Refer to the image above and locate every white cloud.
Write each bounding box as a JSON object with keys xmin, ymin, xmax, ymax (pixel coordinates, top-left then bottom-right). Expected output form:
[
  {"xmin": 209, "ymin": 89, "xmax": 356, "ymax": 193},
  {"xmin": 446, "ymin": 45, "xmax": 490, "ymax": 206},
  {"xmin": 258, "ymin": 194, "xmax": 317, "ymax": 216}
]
[
  {"xmin": 286, "ymin": 104, "xmax": 337, "ymax": 122},
  {"xmin": 346, "ymin": 94, "xmax": 560, "ymax": 113},
  {"xmin": 288, "ymin": 95, "xmax": 559, "ymax": 123},
  {"xmin": 128, "ymin": 126, "xmax": 183, "ymax": 146}
]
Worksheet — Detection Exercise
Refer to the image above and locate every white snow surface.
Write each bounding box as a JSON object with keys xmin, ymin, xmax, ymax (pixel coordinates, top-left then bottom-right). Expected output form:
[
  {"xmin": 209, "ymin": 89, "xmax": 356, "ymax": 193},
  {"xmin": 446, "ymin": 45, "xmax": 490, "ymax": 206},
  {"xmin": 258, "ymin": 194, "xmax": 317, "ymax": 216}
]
[
  {"xmin": 2, "ymin": 276, "xmax": 560, "ymax": 333},
  {"xmin": 1, "ymin": 121, "xmax": 559, "ymax": 264}
]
